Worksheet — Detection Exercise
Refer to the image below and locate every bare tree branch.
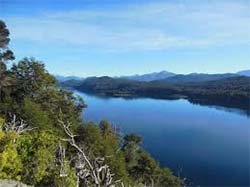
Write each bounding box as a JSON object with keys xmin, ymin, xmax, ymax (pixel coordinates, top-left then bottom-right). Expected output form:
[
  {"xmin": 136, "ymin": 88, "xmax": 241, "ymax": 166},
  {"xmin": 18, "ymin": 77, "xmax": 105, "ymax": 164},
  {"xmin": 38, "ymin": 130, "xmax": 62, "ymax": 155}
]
[
  {"xmin": 58, "ymin": 119, "xmax": 124, "ymax": 187},
  {"xmin": 2, "ymin": 114, "xmax": 36, "ymax": 134}
]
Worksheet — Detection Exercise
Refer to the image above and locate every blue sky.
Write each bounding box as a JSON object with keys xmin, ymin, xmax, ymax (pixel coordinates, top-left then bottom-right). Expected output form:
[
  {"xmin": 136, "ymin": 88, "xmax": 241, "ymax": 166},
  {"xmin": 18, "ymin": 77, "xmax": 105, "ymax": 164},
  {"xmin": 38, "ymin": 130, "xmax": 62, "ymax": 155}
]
[{"xmin": 1, "ymin": 0, "xmax": 250, "ymax": 76}]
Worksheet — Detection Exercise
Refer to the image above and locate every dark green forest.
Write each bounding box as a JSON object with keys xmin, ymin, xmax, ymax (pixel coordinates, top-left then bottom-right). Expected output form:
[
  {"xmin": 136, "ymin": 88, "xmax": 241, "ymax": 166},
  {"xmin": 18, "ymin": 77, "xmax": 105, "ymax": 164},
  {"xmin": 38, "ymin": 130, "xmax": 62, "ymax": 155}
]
[
  {"xmin": 0, "ymin": 21, "xmax": 183, "ymax": 186},
  {"xmin": 67, "ymin": 75, "xmax": 250, "ymax": 112}
]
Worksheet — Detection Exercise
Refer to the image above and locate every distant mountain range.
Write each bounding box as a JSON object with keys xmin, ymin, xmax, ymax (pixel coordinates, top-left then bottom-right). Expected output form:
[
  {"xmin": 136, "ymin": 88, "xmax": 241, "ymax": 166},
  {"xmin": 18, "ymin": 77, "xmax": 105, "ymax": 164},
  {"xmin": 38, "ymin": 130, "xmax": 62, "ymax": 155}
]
[
  {"xmin": 154, "ymin": 73, "xmax": 238, "ymax": 84},
  {"xmin": 57, "ymin": 70, "xmax": 250, "ymax": 112},
  {"xmin": 237, "ymin": 70, "xmax": 250, "ymax": 77},
  {"xmin": 119, "ymin": 71, "xmax": 176, "ymax": 82},
  {"xmin": 56, "ymin": 69, "xmax": 250, "ymax": 83},
  {"xmin": 55, "ymin": 75, "xmax": 85, "ymax": 82}
]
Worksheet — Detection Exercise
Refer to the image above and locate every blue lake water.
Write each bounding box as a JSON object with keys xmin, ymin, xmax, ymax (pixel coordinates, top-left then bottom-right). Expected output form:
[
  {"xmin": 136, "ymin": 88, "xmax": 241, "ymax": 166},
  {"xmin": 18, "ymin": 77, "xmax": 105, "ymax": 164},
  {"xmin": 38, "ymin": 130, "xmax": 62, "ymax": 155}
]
[{"xmin": 75, "ymin": 91, "xmax": 250, "ymax": 186}]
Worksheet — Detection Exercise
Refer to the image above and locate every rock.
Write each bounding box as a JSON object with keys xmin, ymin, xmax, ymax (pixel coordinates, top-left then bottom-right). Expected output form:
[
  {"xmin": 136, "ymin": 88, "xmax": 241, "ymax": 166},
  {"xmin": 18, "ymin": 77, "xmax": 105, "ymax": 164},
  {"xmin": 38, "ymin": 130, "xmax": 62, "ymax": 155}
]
[{"xmin": 0, "ymin": 179, "xmax": 33, "ymax": 187}]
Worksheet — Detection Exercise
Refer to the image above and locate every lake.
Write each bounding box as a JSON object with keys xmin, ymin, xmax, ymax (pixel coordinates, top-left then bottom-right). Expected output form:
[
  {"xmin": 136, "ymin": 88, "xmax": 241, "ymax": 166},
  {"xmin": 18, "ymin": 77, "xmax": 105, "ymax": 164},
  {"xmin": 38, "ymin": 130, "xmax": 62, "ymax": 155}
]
[{"xmin": 75, "ymin": 91, "xmax": 250, "ymax": 186}]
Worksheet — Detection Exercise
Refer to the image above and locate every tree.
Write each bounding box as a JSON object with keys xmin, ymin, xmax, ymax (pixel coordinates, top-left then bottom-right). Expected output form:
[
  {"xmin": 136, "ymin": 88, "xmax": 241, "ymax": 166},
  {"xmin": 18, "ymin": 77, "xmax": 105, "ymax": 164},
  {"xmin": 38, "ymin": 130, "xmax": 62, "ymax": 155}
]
[
  {"xmin": 0, "ymin": 20, "xmax": 15, "ymax": 101},
  {"xmin": 0, "ymin": 20, "xmax": 183, "ymax": 187},
  {"xmin": 129, "ymin": 152, "xmax": 157, "ymax": 185},
  {"xmin": 59, "ymin": 120, "xmax": 124, "ymax": 187},
  {"xmin": 20, "ymin": 98, "xmax": 52, "ymax": 130},
  {"xmin": 99, "ymin": 120, "xmax": 113, "ymax": 135},
  {"xmin": 124, "ymin": 133, "xmax": 142, "ymax": 146},
  {"xmin": 0, "ymin": 20, "xmax": 14, "ymax": 63},
  {"xmin": 122, "ymin": 133, "xmax": 142, "ymax": 165},
  {"xmin": 11, "ymin": 58, "xmax": 56, "ymax": 101}
]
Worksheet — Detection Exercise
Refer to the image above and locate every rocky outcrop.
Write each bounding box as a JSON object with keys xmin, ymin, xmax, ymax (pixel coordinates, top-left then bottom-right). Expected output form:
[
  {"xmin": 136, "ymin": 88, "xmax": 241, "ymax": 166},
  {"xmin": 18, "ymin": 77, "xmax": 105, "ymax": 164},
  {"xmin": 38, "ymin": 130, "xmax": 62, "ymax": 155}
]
[{"xmin": 0, "ymin": 179, "xmax": 32, "ymax": 187}]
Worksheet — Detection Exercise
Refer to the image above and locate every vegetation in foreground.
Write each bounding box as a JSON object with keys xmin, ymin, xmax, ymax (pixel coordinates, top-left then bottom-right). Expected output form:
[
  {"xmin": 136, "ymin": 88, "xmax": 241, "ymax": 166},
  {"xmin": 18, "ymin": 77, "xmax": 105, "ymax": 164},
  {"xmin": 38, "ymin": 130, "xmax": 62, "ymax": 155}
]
[{"xmin": 0, "ymin": 20, "xmax": 183, "ymax": 186}]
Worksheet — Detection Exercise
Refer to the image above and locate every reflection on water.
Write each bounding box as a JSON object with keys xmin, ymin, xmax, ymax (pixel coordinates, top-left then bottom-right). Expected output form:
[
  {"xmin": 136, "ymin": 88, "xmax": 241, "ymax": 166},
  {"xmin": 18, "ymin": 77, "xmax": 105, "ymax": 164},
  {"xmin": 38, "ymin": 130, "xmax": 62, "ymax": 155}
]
[
  {"xmin": 188, "ymin": 100, "xmax": 249, "ymax": 117},
  {"xmin": 75, "ymin": 91, "xmax": 250, "ymax": 187},
  {"xmin": 78, "ymin": 91, "xmax": 250, "ymax": 117}
]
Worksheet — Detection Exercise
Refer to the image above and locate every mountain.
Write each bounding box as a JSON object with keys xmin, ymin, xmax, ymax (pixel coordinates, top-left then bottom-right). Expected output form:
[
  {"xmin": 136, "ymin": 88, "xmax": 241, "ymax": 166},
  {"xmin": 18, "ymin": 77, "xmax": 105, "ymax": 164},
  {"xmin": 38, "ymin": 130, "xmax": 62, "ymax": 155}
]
[
  {"xmin": 237, "ymin": 70, "xmax": 250, "ymax": 76},
  {"xmin": 76, "ymin": 76, "xmax": 181, "ymax": 98},
  {"xmin": 154, "ymin": 73, "xmax": 238, "ymax": 84},
  {"xmin": 58, "ymin": 71, "xmax": 247, "ymax": 90},
  {"xmin": 191, "ymin": 76, "xmax": 250, "ymax": 89},
  {"xmin": 59, "ymin": 79, "xmax": 84, "ymax": 87},
  {"xmin": 56, "ymin": 71, "xmax": 244, "ymax": 84},
  {"xmin": 75, "ymin": 75, "xmax": 250, "ymax": 111},
  {"xmin": 121, "ymin": 71, "xmax": 176, "ymax": 82},
  {"xmin": 55, "ymin": 75, "xmax": 85, "ymax": 82}
]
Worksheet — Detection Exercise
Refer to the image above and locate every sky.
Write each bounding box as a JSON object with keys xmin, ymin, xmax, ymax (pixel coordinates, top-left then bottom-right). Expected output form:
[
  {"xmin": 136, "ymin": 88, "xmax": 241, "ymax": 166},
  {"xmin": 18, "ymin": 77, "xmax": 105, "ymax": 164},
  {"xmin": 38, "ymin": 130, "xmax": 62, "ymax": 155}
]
[{"xmin": 1, "ymin": 0, "xmax": 250, "ymax": 77}]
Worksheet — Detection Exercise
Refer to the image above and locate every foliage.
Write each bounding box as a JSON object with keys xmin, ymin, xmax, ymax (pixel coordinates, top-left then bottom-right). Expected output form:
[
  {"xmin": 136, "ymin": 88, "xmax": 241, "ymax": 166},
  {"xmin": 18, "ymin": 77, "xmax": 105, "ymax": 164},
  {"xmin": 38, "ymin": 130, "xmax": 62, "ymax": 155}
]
[
  {"xmin": 0, "ymin": 20, "xmax": 15, "ymax": 63},
  {"xmin": 0, "ymin": 20, "xmax": 183, "ymax": 187},
  {"xmin": 20, "ymin": 98, "xmax": 52, "ymax": 130},
  {"xmin": 54, "ymin": 162, "xmax": 77, "ymax": 187},
  {"xmin": 0, "ymin": 131, "xmax": 22, "ymax": 181}
]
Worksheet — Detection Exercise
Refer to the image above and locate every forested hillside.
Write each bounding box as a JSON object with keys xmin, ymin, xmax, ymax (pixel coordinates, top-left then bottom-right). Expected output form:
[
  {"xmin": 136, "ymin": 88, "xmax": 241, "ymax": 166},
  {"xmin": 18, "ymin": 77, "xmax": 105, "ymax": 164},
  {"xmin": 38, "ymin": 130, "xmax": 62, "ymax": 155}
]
[
  {"xmin": 0, "ymin": 21, "xmax": 183, "ymax": 187},
  {"xmin": 72, "ymin": 76, "xmax": 250, "ymax": 112},
  {"xmin": 154, "ymin": 73, "xmax": 238, "ymax": 84}
]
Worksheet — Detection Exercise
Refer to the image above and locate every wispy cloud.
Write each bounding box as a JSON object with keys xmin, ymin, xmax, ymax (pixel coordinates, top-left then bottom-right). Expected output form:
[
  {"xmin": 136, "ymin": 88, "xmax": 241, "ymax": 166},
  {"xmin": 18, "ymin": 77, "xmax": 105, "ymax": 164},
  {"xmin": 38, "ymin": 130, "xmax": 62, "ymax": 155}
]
[{"xmin": 3, "ymin": 0, "xmax": 250, "ymax": 52}]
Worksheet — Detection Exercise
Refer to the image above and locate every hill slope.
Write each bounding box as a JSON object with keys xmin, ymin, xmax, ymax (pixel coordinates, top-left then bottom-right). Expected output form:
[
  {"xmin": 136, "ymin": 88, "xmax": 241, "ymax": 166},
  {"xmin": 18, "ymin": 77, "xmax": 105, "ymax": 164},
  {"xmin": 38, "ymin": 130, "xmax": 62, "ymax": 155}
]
[
  {"xmin": 75, "ymin": 76, "xmax": 250, "ymax": 111},
  {"xmin": 154, "ymin": 73, "xmax": 238, "ymax": 84}
]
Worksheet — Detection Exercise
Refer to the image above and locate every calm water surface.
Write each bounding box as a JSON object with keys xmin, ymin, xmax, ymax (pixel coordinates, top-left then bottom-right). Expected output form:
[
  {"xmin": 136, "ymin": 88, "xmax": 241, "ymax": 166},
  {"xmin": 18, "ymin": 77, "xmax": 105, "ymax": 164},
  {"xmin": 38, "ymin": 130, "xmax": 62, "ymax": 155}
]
[{"xmin": 76, "ymin": 91, "xmax": 250, "ymax": 187}]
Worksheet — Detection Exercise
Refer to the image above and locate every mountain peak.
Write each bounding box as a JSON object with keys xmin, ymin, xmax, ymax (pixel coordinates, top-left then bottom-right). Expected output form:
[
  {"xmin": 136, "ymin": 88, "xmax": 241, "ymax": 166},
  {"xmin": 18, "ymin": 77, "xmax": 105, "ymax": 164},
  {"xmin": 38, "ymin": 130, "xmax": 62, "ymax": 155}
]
[
  {"xmin": 121, "ymin": 71, "xmax": 175, "ymax": 82},
  {"xmin": 237, "ymin": 70, "xmax": 250, "ymax": 76}
]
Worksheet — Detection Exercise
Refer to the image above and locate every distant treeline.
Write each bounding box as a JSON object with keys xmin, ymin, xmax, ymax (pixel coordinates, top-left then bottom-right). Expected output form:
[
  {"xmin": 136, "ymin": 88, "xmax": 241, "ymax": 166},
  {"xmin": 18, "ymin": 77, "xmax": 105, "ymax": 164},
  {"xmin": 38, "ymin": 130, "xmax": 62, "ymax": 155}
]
[{"xmin": 60, "ymin": 75, "xmax": 250, "ymax": 112}]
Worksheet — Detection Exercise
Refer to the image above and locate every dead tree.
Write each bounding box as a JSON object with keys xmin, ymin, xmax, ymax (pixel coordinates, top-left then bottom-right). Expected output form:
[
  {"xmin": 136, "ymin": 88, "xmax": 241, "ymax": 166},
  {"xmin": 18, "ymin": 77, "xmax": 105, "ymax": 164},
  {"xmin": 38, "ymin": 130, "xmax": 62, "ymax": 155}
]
[
  {"xmin": 1, "ymin": 114, "xmax": 35, "ymax": 143},
  {"xmin": 58, "ymin": 120, "xmax": 124, "ymax": 187},
  {"xmin": 2, "ymin": 114, "xmax": 35, "ymax": 134},
  {"xmin": 58, "ymin": 143, "xmax": 68, "ymax": 178}
]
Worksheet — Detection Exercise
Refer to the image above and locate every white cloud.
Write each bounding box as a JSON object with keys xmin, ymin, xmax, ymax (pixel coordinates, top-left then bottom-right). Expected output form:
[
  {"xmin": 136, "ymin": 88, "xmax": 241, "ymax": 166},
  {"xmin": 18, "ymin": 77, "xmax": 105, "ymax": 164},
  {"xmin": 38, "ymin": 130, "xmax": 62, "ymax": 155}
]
[{"xmin": 3, "ymin": 0, "xmax": 250, "ymax": 52}]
